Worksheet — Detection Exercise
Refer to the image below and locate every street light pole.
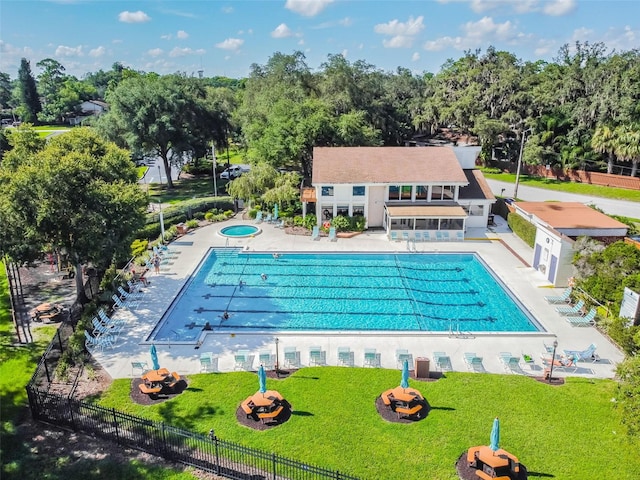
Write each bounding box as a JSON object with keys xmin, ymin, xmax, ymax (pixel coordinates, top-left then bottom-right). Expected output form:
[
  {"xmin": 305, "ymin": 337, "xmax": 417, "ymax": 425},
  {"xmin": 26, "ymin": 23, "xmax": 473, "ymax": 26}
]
[
  {"xmin": 157, "ymin": 165, "xmax": 163, "ymax": 187},
  {"xmin": 212, "ymin": 142, "xmax": 218, "ymax": 197},
  {"xmin": 548, "ymin": 339, "xmax": 558, "ymax": 383},
  {"xmin": 514, "ymin": 128, "xmax": 532, "ymax": 200}
]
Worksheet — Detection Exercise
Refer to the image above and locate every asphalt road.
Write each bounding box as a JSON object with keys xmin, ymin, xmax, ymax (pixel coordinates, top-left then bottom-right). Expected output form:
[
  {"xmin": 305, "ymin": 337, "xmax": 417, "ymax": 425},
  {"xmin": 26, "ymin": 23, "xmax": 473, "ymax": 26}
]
[{"xmin": 486, "ymin": 179, "xmax": 639, "ymax": 219}]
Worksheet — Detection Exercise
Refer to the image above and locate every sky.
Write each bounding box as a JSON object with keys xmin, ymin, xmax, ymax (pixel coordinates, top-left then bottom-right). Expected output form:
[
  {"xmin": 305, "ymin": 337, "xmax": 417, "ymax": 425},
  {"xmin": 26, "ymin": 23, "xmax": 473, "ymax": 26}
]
[{"xmin": 1, "ymin": 0, "xmax": 639, "ymax": 81}]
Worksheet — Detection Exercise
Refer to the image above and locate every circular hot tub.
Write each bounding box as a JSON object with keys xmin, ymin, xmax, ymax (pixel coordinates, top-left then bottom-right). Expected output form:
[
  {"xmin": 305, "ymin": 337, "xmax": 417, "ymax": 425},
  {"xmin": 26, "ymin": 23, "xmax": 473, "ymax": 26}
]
[{"xmin": 219, "ymin": 225, "xmax": 261, "ymax": 238}]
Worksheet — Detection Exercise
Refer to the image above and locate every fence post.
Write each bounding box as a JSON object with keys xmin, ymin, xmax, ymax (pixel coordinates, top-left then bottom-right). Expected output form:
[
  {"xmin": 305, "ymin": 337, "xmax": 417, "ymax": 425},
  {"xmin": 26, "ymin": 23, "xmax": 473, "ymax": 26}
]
[
  {"xmin": 57, "ymin": 329, "xmax": 64, "ymax": 351},
  {"xmin": 214, "ymin": 436, "xmax": 220, "ymax": 475},
  {"xmin": 335, "ymin": 471, "xmax": 341, "ymax": 479},
  {"xmin": 161, "ymin": 422, "xmax": 168, "ymax": 459},
  {"xmin": 112, "ymin": 408, "xmax": 120, "ymax": 445},
  {"xmin": 68, "ymin": 397, "xmax": 76, "ymax": 431},
  {"xmin": 272, "ymin": 452, "xmax": 277, "ymax": 480},
  {"xmin": 43, "ymin": 357, "xmax": 51, "ymax": 384}
]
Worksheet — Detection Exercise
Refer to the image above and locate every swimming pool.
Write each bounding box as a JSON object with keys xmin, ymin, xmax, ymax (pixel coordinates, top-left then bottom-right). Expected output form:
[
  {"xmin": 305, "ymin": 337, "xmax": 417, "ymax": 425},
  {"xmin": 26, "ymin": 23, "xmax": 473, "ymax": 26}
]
[
  {"xmin": 219, "ymin": 225, "xmax": 261, "ymax": 238},
  {"xmin": 148, "ymin": 249, "xmax": 543, "ymax": 342}
]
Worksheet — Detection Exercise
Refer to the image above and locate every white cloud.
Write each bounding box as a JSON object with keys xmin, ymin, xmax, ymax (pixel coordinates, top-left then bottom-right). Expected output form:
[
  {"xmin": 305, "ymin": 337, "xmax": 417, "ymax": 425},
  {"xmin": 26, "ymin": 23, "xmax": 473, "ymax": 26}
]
[
  {"xmin": 118, "ymin": 11, "xmax": 151, "ymax": 23},
  {"xmin": 375, "ymin": 16, "xmax": 424, "ymax": 49},
  {"xmin": 272, "ymin": 23, "xmax": 294, "ymax": 38},
  {"xmin": 342, "ymin": 49, "xmax": 348, "ymax": 59},
  {"xmin": 222, "ymin": 6, "xmax": 233, "ymax": 14},
  {"xmin": 148, "ymin": 48, "xmax": 164, "ymax": 57},
  {"xmin": 543, "ymin": 0, "xmax": 576, "ymax": 16},
  {"xmin": 534, "ymin": 38, "xmax": 556, "ymax": 57},
  {"xmin": 424, "ymin": 16, "xmax": 521, "ymax": 51},
  {"xmin": 375, "ymin": 16, "xmax": 424, "ymax": 36},
  {"xmin": 55, "ymin": 45, "xmax": 83, "ymax": 57},
  {"xmin": 285, "ymin": 0, "xmax": 334, "ymax": 17},
  {"xmin": 168, "ymin": 47, "xmax": 205, "ymax": 58},
  {"xmin": 177, "ymin": 30, "xmax": 189, "ymax": 39},
  {"xmin": 89, "ymin": 46, "xmax": 106, "ymax": 58},
  {"xmin": 216, "ymin": 38, "xmax": 244, "ymax": 51},
  {"xmin": 412, "ymin": 52, "xmax": 420, "ymax": 61},
  {"xmin": 161, "ymin": 34, "xmax": 172, "ymax": 40},
  {"xmin": 571, "ymin": 27, "xmax": 594, "ymax": 42}
]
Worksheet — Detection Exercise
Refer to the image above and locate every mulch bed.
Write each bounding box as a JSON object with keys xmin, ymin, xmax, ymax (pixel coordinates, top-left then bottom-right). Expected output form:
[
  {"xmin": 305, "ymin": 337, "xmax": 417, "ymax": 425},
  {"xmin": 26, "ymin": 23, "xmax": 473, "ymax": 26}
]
[
  {"xmin": 130, "ymin": 377, "xmax": 188, "ymax": 406},
  {"xmin": 235, "ymin": 400, "xmax": 293, "ymax": 431},
  {"xmin": 455, "ymin": 452, "xmax": 528, "ymax": 480}
]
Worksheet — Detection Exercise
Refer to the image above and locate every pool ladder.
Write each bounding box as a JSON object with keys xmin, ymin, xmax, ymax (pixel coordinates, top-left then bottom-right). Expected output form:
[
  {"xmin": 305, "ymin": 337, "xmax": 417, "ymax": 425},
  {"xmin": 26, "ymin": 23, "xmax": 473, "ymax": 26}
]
[{"xmin": 448, "ymin": 320, "xmax": 473, "ymax": 339}]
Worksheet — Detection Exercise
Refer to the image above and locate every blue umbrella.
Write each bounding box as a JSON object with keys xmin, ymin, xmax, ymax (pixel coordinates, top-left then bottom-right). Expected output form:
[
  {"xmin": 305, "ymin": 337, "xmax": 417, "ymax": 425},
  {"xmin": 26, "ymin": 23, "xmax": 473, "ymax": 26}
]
[
  {"xmin": 490, "ymin": 417, "xmax": 500, "ymax": 453},
  {"xmin": 150, "ymin": 344, "xmax": 160, "ymax": 371},
  {"xmin": 258, "ymin": 365, "xmax": 267, "ymax": 394},
  {"xmin": 400, "ymin": 359, "xmax": 410, "ymax": 389},
  {"xmin": 273, "ymin": 204, "xmax": 279, "ymax": 221}
]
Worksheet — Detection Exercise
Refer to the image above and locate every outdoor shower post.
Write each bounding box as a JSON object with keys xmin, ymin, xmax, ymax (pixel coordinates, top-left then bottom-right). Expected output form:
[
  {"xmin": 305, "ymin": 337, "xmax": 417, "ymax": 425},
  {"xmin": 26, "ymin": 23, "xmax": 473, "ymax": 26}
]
[
  {"xmin": 548, "ymin": 340, "xmax": 558, "ymax": 383},
  {"xmin": 275, "ymin": 337, "xmax": 280, "ymax": 378}
]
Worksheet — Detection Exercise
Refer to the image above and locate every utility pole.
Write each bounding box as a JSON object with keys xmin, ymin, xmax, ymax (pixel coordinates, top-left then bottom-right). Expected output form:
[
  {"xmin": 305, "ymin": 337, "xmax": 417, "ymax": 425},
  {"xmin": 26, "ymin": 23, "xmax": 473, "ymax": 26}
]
[
  {"xmin": 514, "ymin": 128, "xmax": 532, "ymax": 200},
  {"xmin": 212, "ymin": 142, "xmax": 218, "ymax": 196}
]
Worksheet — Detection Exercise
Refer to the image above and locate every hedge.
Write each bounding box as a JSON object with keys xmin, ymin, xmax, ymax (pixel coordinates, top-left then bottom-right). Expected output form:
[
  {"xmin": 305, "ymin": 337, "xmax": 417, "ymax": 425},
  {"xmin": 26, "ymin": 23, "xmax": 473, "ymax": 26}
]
[{"xmin": 507, "ymin": 212, "xmax": 537, "ymax": 247}]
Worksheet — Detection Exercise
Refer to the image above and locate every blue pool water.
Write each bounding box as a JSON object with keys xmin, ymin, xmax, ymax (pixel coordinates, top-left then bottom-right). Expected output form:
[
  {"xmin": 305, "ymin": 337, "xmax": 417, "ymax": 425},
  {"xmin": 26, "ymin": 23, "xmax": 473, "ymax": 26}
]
[
  {"xmin": 219, "ymin": 225, "xmax": 260, "ymax": 237},
  {"xmin": 149, "ymin": 249, "xmax": 543, "ymax": 342}
]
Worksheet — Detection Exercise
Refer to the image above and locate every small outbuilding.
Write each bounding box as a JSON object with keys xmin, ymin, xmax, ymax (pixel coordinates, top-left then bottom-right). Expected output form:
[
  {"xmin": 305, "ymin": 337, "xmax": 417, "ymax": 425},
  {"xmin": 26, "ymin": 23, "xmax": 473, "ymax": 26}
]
[{"xmin": 512, "ymin": 202, "xmax": 629, "ymax": 286}]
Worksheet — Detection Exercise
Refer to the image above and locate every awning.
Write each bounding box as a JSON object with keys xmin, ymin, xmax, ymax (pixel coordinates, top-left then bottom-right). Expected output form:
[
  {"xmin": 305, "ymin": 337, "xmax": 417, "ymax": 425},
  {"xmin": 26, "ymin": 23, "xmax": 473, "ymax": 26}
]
[
  {"xmin": 300, "ymin": 187, "xmax": 316, "ymax": 202},
  {"xmin": 386, "ymin": 205, "xmax": 467, "ymax": 218}
]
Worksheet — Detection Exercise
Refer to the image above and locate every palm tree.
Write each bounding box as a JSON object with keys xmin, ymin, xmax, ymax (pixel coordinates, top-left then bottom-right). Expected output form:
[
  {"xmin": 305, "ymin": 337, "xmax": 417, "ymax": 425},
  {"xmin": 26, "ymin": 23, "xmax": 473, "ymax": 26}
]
[
  {"xmin": 614, "ymin": 124, "xmax": 640, "ymax": 177},
  {"xmin": 591, "ymin": 125, "xmax": 617, "ymax": 174}
]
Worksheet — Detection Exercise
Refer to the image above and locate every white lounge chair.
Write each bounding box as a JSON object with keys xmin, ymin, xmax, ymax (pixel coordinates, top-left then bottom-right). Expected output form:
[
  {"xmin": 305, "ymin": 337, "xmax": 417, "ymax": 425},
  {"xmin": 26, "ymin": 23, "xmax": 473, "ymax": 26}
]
[
  {"xmin": 456, "ymin": 231, "xmax": 464, "ymax": 242},
  {"xmin": 337, "ymin": 347, "xmax": 354, "ymax": 366},
  {"xmin": 442, "ymin": 231, "xmax": 450, "ymax": 241},
  {"xmin": 498, "ymin": 352, "xmax": 525, "ymax": 374},
  {"xmin": 433, "ymin": 351, "xmax": 452, "ymax": 371},
  {"xmin": 402, "ymin": 231, "xmax": 410, "ymax": 242},
  {"xmin": 566, "ymin": 308, "xmax": 597, "ymax": 327},
  {"xmin": 199, "ymin": 353, "xmax": 217, "ymax": 372},
  {"xmin": 423, "ymin": 231, "xmax": 431, "ymax": 242},
  {"xmin": 255, "ymin": 211, "xmax": 263, "ymax": 223},
  {"xmin": 390, "ymin": 231, "xmax": 399, "ymax": 241},
  {"xmin": 309, "ymin": 346, "xmax": 325, "ymax": 366},
  {"xmin": 563, "ymin": 343, "xmax": 598, "ymax": 362},
  {"xmin": 544, "ymin": 286, "xmax": 573, "ymax": 304},
  {"xmin": 328, "ymin": 227, "xmax": 337, "ymax": 242},
  {"xmin": 234, "ymin": 349, "xmax": 252, "ymax": 370},
  {"xmin": 258, "ymin": 351, "xmax": 275, "ymax": 369},
  {"xmin": 364, "ymin": 348, "xmax": 380, "ymax": 367},
  {"xmin": 463, "ymin": 352, "xmax": 485, "ymax": 373},
  {"xmin": 396, "ymin": 349, "xmax": 412, "ymax": 368},
  {"xmin": 84, "ymin": 330, "xmax": 115, "ymax": 351},
  {"xmin": 556, "ymin": 299, "xmax": 584, "ymax": 316},
  {"xmin": 91, "ymin": 317, "xmax": 123, "ymax": 338},
  {"xmin": 435, "ymin": 231, "xmax": 443, "ymax": 241},
  {"xmin": 284, "ymin": 347, "xmax": 300, "ymax": 368},
  {"xmin": 414, "ymin": 231, "xmax": 423, "ymax": 242},
  {"xmin": 311, "ymin": 225, "xmax": 320, "ymax": 241}
]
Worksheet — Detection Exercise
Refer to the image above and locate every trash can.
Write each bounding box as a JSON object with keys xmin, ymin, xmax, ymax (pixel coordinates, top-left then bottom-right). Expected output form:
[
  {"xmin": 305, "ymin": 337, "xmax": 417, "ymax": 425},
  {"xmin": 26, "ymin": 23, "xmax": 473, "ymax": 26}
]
[
  {"xmin": 176, "ymin": 223, "xmax": 188, "ymax": 235},
  {"xmin": 415, "ymin": 357, "xmax": 430, "ymax": 378}
]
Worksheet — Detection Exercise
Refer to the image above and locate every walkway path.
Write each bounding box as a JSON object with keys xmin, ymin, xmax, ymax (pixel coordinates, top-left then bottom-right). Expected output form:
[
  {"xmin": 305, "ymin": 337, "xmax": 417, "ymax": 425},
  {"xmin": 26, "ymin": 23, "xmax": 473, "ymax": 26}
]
[{"xmin": 90, "ymin": 215, "xmax": 624, "ymax": 381}]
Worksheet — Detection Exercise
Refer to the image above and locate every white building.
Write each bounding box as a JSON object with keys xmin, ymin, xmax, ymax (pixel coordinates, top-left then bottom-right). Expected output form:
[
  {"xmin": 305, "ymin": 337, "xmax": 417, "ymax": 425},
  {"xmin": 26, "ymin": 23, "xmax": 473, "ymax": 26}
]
[{"xmin": 302, "ymin": 146, "xmax": 495, "ymax": 238}]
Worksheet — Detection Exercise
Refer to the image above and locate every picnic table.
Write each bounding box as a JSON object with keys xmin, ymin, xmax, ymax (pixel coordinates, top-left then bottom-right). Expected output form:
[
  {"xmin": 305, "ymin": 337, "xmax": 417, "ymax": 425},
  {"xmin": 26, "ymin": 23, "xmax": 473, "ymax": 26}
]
[
  {"xmin": 241, "ymin": 390, "xmax": 285, "ymax": 423},
  {"xmin": 30, "ymin": 303, "xmax": 65, "ymax": 323}
]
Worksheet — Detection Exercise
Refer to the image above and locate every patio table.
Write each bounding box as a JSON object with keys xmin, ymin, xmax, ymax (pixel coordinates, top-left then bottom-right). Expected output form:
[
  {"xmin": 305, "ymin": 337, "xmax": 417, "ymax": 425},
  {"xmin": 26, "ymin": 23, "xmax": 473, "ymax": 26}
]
[{"xmin": 142, "ymin": 368, "xmax": 171, "ymax": 384}]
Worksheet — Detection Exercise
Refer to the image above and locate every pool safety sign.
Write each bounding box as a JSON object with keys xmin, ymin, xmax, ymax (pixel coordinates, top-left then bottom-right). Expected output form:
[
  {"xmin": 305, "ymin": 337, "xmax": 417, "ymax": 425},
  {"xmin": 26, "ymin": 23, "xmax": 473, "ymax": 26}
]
[{"xmin": 620, "ymin": 287, "xmax": 640, "ymax": 326}]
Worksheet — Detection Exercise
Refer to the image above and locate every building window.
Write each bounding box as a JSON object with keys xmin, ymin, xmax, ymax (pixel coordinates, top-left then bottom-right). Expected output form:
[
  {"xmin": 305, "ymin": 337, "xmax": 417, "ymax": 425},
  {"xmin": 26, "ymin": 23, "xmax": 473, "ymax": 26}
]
[
  {"xmin": 415, "ymin": 186, "xmax": 427, "ymax": 200},
  {"xmin": 389, "ymin": 185, "xmax": 400, "ymax": 200},
  {"xmin": 353, "ymin": 205, "xmax": 364, "ymax": 216},
  {"xmin": 321, "ymin": 186, "xmax": 334, "ymax": 197},
  {"xmin": 443, "ymin": 186, "xmax": 454, "ymax": 200},
  {"xmin": 401, "ymin": 185, "xmax": 412, "ymax": 200},
  {"xmin": 431, "ymin": 186, "xmax": 443, "ymax": 200},
  {"xmin": 353, "ymin": 186, "xmax": 365, "ymax": 196},
  {"xmin": 337, "ymin": 205, "xmax": 349, "ymax": 217},
  {"xmin": 322, "ymin": 207, "xmax": 333, "ymax": 220}
]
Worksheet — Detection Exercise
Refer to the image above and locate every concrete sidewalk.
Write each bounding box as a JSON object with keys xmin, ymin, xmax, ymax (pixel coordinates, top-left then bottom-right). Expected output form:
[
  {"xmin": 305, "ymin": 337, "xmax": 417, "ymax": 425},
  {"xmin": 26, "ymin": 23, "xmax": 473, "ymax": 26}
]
[{"xmin": 90, "ymin": 215, "xmax": 624, "ymax": 381}]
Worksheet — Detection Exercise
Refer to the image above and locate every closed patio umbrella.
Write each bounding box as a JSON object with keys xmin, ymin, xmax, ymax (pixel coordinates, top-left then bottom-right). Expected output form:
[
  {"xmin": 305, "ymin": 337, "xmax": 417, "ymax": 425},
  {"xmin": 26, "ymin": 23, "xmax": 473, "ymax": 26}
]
[
  {"xmin": 490, "ymin": 417, "xmax": 500, "ymax": 453},
  {"xmin": 401, "ymin": 359, "xmax": 410, "ymax": 389},
  {"xmin": 273, "ymin": 204, "xmax": 279, "ymax": 221},
  {"xmin": 150, "ymin": 344, "xmax": 160, "ymax": 371},
  {"xmin": 258, "ymin": 364, "xmax": 267, "ymax": 394}
]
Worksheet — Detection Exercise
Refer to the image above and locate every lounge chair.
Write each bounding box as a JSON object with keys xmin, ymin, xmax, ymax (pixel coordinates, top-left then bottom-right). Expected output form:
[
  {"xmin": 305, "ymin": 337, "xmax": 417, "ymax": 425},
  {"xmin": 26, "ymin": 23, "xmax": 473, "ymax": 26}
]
[
  {"xmin": 556, "ymin": 299, "xmax": 584, "ymax": 316},
  {"xmin": 540, "ymin": 353, "xmax": 578, "ymax": 373},
  {"xmin": 435, "ymin": 231, "xmax": 443, "ymax": 241},
  {"xmin": 264, "ymin": 213, "xmax": 272, "ymax": 223},
  {"xmin": 364, "ymin": 348, "xmax": 381, "ymax": 367},
  {"xmin": 311, "ymin": 225, "xmax": 320, "ymax": 241},
  {"xmin": 255, "ymin": 211, "xmax": 263, "ymax": 223},
  {"xmin": 199, "ymin": 353, "xmax": 217, "ymax": 372},
  {"xmin": 563, "ymin": 343, "xmax": 598, "ymax": 363},
  {"xmin": 328, "ymin": 227, "xmax": 337, "ymax": 242},
  {"xmin": 456, "ymin": 231, "xmax": 464, "ymax": 242},
  {"xmin": 566, "ymin": 308, "xmax": 597, "ymax": 326},
  {"xmin": 118, "ymin": 285, "xmax": 143, "ymax": 301},
  {"xmin": 98, "ymin": 309, "xmax": 126, "ymax": 327},
  {"xmin": 498, "ymin": 352, "xmax": 525, "ymax": 374},
  {"xmin": 337, "ymin": 347, "xmax": 354, "ymax": 366},
  {"xmin": 258, "ymin": 351, "xmax": 275, "ymax": 369},
  {"xmin": 390, "ymin": 231, "xmax": 399, "ymax": 241},
  {"xmin": 284, "ymin": 347, "xmax": 300, "ymax": 368},
  {"xmin": 112, "ymin": 293, "xmax": 138, "ymax": 310},
  {"xmin": 442, "ymin": 231, "xmax": 450, "ymax": 241},
  {"xmin": 544, "ymin": 286, "xmax": 573, "ymax": 304},
  {"xmin": 463, "ymin": 352, "xmax": 485, "ymax": 373},
  {"xmin": 414, "ymin": 231, "xmax": 423, "ymax": 242},
  {"xmin": 396, "ymin": 349, "xmax": 412, "ymax": 368},
  {"xmin": 402, "ymin": 231, "xmax": 410, "ymax": 242},
  {"xmin": 309, "ymin": 346, "xmax": 325, "ymax": 366},
  {"xmin": 91, "ymin": 317, "xmax": 123, "ymax": 339},
  {"xmin": 423, "ymin": 231, "xmax": 431, "ymax": 242},
  {"xmin": 84, "ymin": 330, "xmax": 115, "ymax": 351},
  {"xmin": 234, "ymin": 349, "xmax": 251, "ymax": 370},
  {"xmin": 131, "ymin": 361, "xmax": 148, "ymax": 376},
  {"xmin": 433, "ymin": 351, "xmax": 452, "ymax": 371}
]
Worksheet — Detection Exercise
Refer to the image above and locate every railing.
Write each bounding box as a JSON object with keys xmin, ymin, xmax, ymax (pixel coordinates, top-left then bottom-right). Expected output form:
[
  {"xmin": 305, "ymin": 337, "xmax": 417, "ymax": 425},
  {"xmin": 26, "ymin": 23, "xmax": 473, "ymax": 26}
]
[{"xmin": 27, "ymin": 330, "xmax": 359, "ymax": 480}]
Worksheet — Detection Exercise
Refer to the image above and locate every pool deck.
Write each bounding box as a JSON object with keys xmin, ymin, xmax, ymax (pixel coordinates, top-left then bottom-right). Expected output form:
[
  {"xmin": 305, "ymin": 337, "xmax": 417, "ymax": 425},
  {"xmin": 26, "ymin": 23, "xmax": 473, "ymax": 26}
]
[{"xmin": 93, "ymin": 214, "xmax": 624, "ymax": 380}]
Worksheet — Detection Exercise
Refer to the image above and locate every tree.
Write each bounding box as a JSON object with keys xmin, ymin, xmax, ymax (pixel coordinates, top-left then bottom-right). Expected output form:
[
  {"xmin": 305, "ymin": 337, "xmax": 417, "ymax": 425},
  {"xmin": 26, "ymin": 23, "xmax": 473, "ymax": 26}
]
[
  {"xmin": 98, "ymin": 74, "xmax": 220, "ymax": 189},
  {"xmin": 0, "ymin": 128, "xmax": 147, "ymax": 304},
  {"xmin": 16, "ymin": 58, "xmax": 41, "ymax": 123},
  {"xmin": 616, "ymin": 355, "xmax": 640, "ymax": 437},
  {"xmin": 591, "ymin": 124, "xmax": 618, "ymax": 174},
  {"xmin": 614, "ymin": 124, "xmax": 640, "ymax": 177},
  {"xmin": 0, "ymin": 72, "xmax": 12, "ymax": 108}
]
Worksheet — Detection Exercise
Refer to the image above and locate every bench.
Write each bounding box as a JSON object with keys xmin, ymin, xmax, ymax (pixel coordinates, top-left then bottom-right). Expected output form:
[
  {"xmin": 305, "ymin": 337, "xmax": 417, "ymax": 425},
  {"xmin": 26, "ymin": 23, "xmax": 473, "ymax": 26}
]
[
  {"xmin": 257, "ymin": 405, "xmax": 284, "ymax": 424},
  {"xmin": 381, "ymin": 389, "xmax": 394, "ymax": 406},
  {"xmin": 395, "ymin": 403, "xmax": 423, "ymax": 419},
  {"xmin": 139, "ymin": 383, "xmax": 162, "ymax": 395},
  {"xmin": 240, "ymin": 399, "xmax": 253, "ymax": 417},
  {"xmin": 167, "ymin": 372, "xmax": 181, "ymax": 389},
  {"xmin": 475, "ymin": 471, "xmax": 509, "ymax": 480}
]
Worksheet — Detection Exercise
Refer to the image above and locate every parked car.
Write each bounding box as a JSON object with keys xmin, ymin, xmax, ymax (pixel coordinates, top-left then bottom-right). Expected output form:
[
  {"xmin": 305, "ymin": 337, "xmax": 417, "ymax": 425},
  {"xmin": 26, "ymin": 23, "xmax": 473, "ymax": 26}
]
[{"xmin": 220, "ymin": 165, "xmax": 249, "ymax": 180}]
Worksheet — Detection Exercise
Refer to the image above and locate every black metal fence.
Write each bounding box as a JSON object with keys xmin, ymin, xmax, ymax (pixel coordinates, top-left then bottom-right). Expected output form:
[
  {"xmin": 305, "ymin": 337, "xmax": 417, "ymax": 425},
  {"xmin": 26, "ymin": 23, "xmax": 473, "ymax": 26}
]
[{"xmin": 27, "ymin": 336, "xmax": 359, "ymax": 480}]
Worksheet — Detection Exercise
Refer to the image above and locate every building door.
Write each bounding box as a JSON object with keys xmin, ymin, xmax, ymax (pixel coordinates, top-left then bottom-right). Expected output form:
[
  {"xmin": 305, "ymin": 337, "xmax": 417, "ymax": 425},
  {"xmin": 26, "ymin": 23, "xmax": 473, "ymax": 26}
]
[
  {"xmin": 548, "ymin": 255, "xmax": 558, "ymax": 283},
  {"xmin": 533, "ymin": 244, "xmax": 541, "ymax": 269}
]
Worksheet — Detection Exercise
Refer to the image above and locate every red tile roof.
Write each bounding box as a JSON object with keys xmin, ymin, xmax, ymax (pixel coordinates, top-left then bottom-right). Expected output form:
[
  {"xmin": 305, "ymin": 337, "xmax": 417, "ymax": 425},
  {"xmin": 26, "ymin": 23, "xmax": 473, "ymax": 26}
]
[
  {"xmin": 312, "ymin": 147, "xmax": 468, "ymax": 185},
  {"xmin": 515, "ymin": 202, "xmax": 628, "ymax": 229}
]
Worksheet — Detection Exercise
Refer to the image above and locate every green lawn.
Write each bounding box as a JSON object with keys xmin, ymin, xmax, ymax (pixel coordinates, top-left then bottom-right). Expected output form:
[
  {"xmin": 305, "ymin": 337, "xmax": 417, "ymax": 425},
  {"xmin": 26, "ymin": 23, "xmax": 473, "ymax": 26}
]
[
  {"xmin": 148, "ymin": 176, "xmax": 230, "ymax": 204},
  {"xmin": 0, "ymin": 264, "xmax": 197, "ymax": 480},
  {"xmin": 483, "ymin": 171, "xmax": 640, "ymax": 203},
  {"xmin": 96, "ymin": 367, "xmax": 639, "ymax": 480}
]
